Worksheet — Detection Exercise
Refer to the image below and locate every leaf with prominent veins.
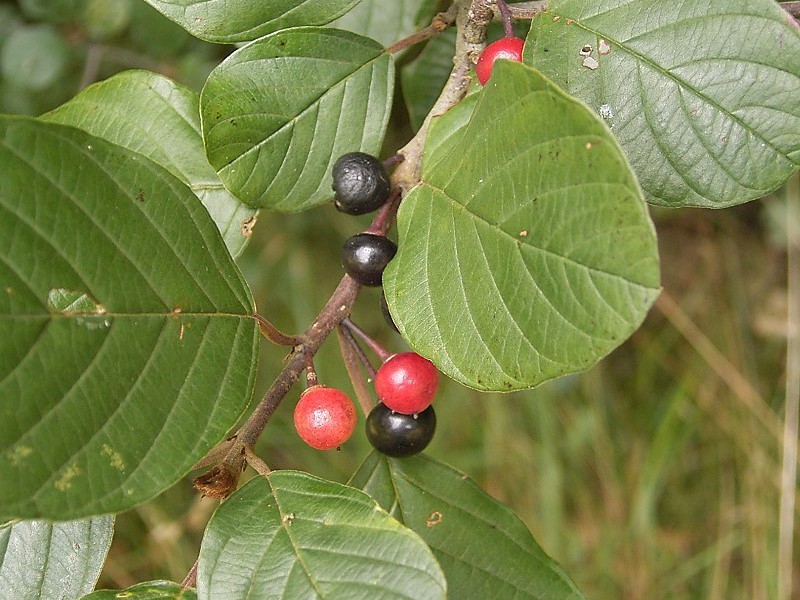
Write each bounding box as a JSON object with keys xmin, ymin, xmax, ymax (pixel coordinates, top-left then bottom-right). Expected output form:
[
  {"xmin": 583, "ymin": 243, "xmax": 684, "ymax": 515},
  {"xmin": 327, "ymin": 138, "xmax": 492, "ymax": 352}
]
[
  {"xmin": 0, "ymin": 116, "xmax": 258, "ymax": 520},
  {"xmin": 384, "ymin": 61, "xmax": 660, "ymax": 391},
  {"xmin": 43, "ymin": 70, "xmax": 256, "ymax": 258},
  {"xmin": 524, "ymin": 0, "xmax": 800, "ymax": 207},
  {"xmin": 142, "ymin": 0, "xmax": 363, "ymax": 43},
  {"xmin": 197, "ymin": 472, "xmax": 446, "ymax": 599},
  {"xmin": 201, "ymin": 27, "xmax": 394, "ymax": 212}
]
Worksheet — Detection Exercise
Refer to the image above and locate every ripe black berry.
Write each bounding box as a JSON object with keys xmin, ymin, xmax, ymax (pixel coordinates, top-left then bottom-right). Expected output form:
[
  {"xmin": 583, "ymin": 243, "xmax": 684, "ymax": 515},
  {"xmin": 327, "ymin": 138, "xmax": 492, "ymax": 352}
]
[
  {"xmin": 341, "ymin": 233, "xmax": 397, "ymax": 286},
  {"xmin": 365, "ymin": 403, "xmax": 436, "ymax": 458},
  {"xmin": 332, "ymin": 152, "xmax": 391, "ymax": 215}
]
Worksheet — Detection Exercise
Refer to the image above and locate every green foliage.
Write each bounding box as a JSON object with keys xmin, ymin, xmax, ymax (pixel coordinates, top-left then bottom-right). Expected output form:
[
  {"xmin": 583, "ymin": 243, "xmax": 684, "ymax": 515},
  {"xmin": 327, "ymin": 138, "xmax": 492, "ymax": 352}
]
[
  {"xmin": 332, "ymin": 0, "xmax": 432, "ymax": 47},
  {"xmin": 402, "ymin": 29, "xmax": 457, "ymax": 129},
  {"xmin": 43, "ymin": 70, "xmax": 256, "ymax": 258},
  {"xmin": 0, "ymin": 0, "xmax": 797, "ymax": 597},
  {"xmin": 200, "ymin": 27, "xmax": 394, "ymax": 211},
  {"xmin": 82, "ymin": 581, "xmax": 197, "ymax": 600},
  {"xmin": 142, "ymin": 0, "xmax": 363, "ymax": 43},
  {"xmin": 384, "ymin": 61, "xmax": 660, "ymax": 390},
  {"xmin": 0, "ymin": 116, "xmax": 258, "ymax": 519},
  {"xmin": 0, "ymin": 516, "xmax": 113, "ymax": 599},
  {"xmin": 197, "ymin": 472, "xmax": 447, "ymax": 599},
  {"xmin": 351, "ymin": 452, "xmax": 585, "ymax": 599},
  {"xmin": 524, "ymin": 0, "xmax": 800, "ymax": 207}
]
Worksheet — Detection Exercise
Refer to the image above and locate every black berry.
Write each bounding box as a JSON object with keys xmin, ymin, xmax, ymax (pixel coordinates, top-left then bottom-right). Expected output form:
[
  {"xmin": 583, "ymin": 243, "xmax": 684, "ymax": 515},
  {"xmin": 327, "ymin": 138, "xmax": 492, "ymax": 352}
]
[
  {"xmin": 341, "ymin": 233, "xmax": 397, "ymax": 287},
  {"xmin": 332, "ymin": 152, "xmax": 391, "ymax": 215},
  {"xmin": 365, "ymin": 403, "xmax": 436, "ymax": 458}
]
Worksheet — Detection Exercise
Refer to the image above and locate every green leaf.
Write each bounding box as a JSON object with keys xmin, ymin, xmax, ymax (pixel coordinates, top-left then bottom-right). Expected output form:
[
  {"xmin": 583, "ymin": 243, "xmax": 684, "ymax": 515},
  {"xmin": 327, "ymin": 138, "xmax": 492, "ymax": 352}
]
[
  {"xmin": 201, "ymin": 27, "xmax": 394, "ymax": 212},
  {"xmin": 81, "ymin": 581, "xmax": 196, "ymax": 600},
  {"xmin": 383, "ymin": 61, "xmax": 660, "ymax": 391},
  {"xmin": 0, "ymin": 116, "xmax": 258, "ymax": 520},
  {"xmin": 524, "ymin": 0, "xmax": 800, "ymax": 207},
  {"xmin": 0, "ymin": 516, "xmax": 113, "ymax": 600},
  {"xmin": 141, "ymin": 0, "xmax": 363, "ymax": 43},
  {"xmin": 331, "ymin": 0, "xmax": 430, "ymax": 48},
  {"xmin": 350, "ymin": 453, "xmax": 585, "ymax": 599},
  {"xmin": 43, "ymin": 70, "xmax": 256, "ymax": 259},
  {"xmin": 197, "ymin": 472, "xmax": 446, "ymax": 599},
  {"xmin": 401, "ymin": 28, "xmax": 457, "ymax": 129},
  {"xmin": 423, "ymin": 88, "xmax": 479, "ymax": 161}
]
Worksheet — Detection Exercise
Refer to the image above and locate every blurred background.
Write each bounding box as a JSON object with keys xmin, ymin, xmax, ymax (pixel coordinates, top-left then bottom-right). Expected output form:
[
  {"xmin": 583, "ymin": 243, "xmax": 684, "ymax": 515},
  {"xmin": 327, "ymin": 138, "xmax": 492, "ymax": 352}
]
[{"xmin": 1, "ymin": 1, "xmax": 798, "ymax": 598}]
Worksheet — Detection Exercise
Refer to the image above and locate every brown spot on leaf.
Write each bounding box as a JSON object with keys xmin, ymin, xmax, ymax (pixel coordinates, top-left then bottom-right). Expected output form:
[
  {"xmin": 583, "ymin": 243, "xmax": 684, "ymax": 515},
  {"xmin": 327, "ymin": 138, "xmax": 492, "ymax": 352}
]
[
  {"xmin": 426, "ymin": 511, "xmax": 443, "ymax": 527},
  {"xmin": 241, "ymin": 214, "xmax": 258, "ymax": 238}
]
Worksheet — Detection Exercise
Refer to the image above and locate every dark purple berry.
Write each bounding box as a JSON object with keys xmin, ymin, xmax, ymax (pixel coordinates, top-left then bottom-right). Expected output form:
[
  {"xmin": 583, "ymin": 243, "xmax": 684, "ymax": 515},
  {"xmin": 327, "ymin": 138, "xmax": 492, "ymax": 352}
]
[
  {"xmin": 341, "ymin": 233, "xmax": 397, "ymax": 287},
  {"xmin": 366, "ymin": 403, "xmax": 436, "ymax": 458},
  {"xmin": 332, "ymin": 152, "xmax": 391, "ymax": 215}
]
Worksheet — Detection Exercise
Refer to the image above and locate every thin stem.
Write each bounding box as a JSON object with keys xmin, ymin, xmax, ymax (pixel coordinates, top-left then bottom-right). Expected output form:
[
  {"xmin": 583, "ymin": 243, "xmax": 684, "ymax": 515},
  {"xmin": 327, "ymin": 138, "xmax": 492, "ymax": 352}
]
[
  {"xmin": 778, "ymin": 174, "xmax": 799, "ymax": 600},
  {"xmin": 342, "ymin": 318, "xmax": 392, "ymax": 362},
  {"xmin": 781, "ymin": 2, "xmax": 800, "ymax": 20},
  {"xmin": 339, "ymin": 323, "xmax": 377, "ymax": 378},
  {"xmin": 236, "ymin": 276, "xmax": 360, "ymax": 449},
  {"xmin": 336, "ymin": 326, "xmax": 376, "ymax": 416},
  {"xmin": 382, "ymin": 153, "xmax": 405, "ymax": 170},
  {"xmin": 386, "ymin": 4, "xmax": 458, "ymax": 54},
  {"xmin": 505, "ymin": 1, "xmax": 549, "ymax": 20},
  {"xmin": 181, "ymin": 560, "xmax": 198, "ymax": 589},
  {"xmin": 253, "ymin": 313, "xmax": 302, "ymax": 346},
  {"xmin": 364, "ymin": 187, "xmax": 402, "ymax": 235},
  {"xmin": 495, "ymin": 0, "xmax": 515, "ymax": 37},
  {"xmin": 244, "ymin": 447, "xmax": 272, "ymax": 477}
]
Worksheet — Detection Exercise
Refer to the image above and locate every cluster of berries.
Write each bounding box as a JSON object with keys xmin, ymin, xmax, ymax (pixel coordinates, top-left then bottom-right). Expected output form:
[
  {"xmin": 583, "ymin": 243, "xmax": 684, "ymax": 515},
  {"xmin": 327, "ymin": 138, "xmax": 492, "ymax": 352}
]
[
  {"xmin": 292, "ymin": 32, "xmax": 525, "ymax": 456},
  {"xmin": 293, "ymin": 152, "xmax": 439, "ymax": 458}
]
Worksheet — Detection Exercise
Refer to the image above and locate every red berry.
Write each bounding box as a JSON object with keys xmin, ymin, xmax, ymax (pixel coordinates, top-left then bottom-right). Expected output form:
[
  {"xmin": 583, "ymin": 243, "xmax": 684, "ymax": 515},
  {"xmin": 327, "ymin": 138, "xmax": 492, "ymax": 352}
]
[
  {"xmin": 374, "ymin": 352, "xmax": 439, "ymax": 415},
  {"xmin": 476, "ymin": 37, "xmax": 525, "ymax": 85},
  {"xmin": 293, "ymin": 386, "xmax": 357, "ymax": 450}
]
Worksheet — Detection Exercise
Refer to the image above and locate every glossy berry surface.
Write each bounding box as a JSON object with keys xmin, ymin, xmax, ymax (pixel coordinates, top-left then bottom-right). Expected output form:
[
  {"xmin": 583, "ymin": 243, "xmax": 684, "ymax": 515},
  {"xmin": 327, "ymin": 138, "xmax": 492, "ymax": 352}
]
[
  {"xmin": 366, "ymin": 403, "xmax": 436, "ymax": 458},
  {"xmin": 331, "ymin": 152, "xmax": 391, "ymax": 215},
  {"xmin": 476, "ymin": 37, "xmax": 525, "ymax": 85},
  {"xmin": 374, "ymin": 352, "xmax": 439, "ymax": 415},
  {"xmin": 293, "ymin": 386, "xmax": 357, "ymax": 450},
  {"xmin": 341, "ymin": 233, "xmax": 397, "ymax": 287}
]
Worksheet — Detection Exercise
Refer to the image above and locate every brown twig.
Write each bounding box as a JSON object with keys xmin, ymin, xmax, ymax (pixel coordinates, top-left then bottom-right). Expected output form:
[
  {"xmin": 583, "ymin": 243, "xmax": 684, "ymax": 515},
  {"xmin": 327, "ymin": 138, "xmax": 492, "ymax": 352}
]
[
  {"xmin": 181, "ymin": 560, "xmax": 198, "ymax": 589},
  {"xmin": 392, "ymin": 0, "xmax": 489, "ymax": 191},
  {"xmin": 386, "ymin": 4, "xmax": 459, "ymax": 54},
  {"xmin": 781, "ymin": 2, "xmax": 800, "ymax": 19},
  {"xmin": 364, "ymin": 188, "xmax": 402, "ymax": 235}
]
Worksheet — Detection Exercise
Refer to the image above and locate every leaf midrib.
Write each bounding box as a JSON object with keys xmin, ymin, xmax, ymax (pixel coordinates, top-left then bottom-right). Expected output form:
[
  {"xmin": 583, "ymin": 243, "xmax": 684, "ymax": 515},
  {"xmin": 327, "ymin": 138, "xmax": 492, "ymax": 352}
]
[{"xmin": 213, "ymin": 49, "xmax": 388, "ymax": 172}]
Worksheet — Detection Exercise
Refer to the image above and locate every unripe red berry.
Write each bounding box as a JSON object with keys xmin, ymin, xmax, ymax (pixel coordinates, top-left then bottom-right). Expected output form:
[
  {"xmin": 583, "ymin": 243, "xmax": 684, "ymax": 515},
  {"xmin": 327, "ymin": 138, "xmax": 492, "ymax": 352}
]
[
  {"xmin": 293, "ymin": 386, "xmax": 357, "ymax": 450},
  {"xmin": 476, "ymin": 37, "xmax": 525, "ymax": 85},
  {"xmin": 374, "ymin": 352, "xmax": 439, "ymax": 415}
]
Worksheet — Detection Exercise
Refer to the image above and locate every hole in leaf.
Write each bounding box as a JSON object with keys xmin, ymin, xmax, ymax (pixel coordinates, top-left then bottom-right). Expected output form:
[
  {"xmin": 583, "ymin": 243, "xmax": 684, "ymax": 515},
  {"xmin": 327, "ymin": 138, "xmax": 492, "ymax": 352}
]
[{"xmin": 47, "ymin": 288, "xmax": 106, "ymax": 315}]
